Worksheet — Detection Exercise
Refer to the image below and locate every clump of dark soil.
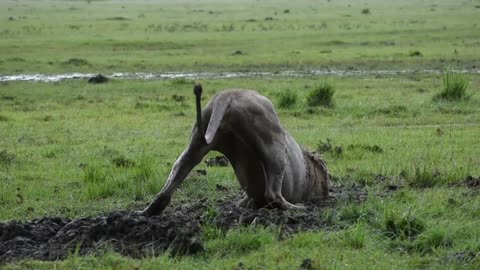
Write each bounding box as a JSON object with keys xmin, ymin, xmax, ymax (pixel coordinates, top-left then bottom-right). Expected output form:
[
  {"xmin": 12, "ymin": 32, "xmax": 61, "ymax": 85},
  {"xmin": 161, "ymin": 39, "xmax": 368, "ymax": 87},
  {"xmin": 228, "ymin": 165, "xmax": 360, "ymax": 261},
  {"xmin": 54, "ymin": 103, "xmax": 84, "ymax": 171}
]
[
  {"xmin": 449, "ymin": 176, "xmax": 480, "ymax": 189},
  {"xmin": 0, "ymin": 183, "xmax": 366, "ymax": 263},
  {"xmin": 205, "ymin": 155, "xmax": 229, "ymax": 167},
  {"xmin": 88, "ymin": 74, "xmax": 109, "ymax": 84}
]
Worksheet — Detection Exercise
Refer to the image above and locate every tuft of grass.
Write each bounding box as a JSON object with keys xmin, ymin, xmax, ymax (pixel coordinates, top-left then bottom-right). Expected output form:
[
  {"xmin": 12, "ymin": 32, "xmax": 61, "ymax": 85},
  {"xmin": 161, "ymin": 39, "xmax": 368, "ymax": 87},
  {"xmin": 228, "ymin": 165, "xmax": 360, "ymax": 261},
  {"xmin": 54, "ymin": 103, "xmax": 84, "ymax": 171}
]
[
  {"xmin": 434, "ymin": 71, "xmax": 471, "ymax": 101},
  {"xmin": 0, "ymin": 149, "xmax": 16, "ymax": 167},
  {"xmin": 344, "ymin": 223, "xmax": 366, "ymax": 249},
  {"xmin": 383, "ymin": 210, "xmax": 425, "ymax": 240},
  {"xmin": 306, "ymin": 81, "xmax": 335, "ymax": 107},
  {"xmin": 277, "ymin": 89, "xmax": 298, "ymax": 109},
  {"xmin": 82, "ymin": 162, "xmax": 115, "ymax": 199},
  {"xmin": 206, "ymin": 228, "xmax": 274, "ymax": 256},
  {"xmin": 361, "ymin": 8, "xmax": 371, "ymax": 15},
  {"xmin": 414, "ymin": 227, "xmax": 454, "ymax": 254},
  {"xmin": 0, "ymin": 114, "xmax": 10, "ymax": 122},
  {"xmin": 339, "ymin": 203, "xmax": 372, "ymax": 224},
  {"xmin": 111, "ymin": 155, "xmax": 136, "ymax": 168},
  {"xmin": 406, "ymin": 166, "xmax": 442, "ymax": 188},
  {"xmin": 131, "ymin": 154, "xmax": 158, "ymax": 200},
  {"xmin": 409, "ymin": 50, "xmax": 422, "ymax": 57}
]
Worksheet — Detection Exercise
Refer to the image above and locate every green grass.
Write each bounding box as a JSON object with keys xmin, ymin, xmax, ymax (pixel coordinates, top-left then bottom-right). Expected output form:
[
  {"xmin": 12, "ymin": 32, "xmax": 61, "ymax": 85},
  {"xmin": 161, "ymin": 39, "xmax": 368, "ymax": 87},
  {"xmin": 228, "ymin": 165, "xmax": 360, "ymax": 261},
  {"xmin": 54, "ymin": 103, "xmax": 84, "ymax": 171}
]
[
  {"xmin": 1, "ymin": 0, "xmax": 480, "ymax": 74},
  {"xmin": 1, "ymin": 0, "xmax": 480, "ymax": 268},
  {"xmin": 1, "ymin": 75, "xmax": 479, "ymax": 269},
  {"xmin": 276, "ymin": 89, "xmax": 298, "ymax": 109}
]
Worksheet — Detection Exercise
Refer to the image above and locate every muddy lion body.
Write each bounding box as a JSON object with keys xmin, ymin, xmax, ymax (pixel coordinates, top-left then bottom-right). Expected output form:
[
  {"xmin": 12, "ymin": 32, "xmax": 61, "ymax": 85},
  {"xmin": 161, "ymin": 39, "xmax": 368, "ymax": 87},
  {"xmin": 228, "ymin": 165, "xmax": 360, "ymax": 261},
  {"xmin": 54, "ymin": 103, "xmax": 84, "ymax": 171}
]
[{"xmin": 140, "ymin": 85, "xmax": 329, "ymax": 216}]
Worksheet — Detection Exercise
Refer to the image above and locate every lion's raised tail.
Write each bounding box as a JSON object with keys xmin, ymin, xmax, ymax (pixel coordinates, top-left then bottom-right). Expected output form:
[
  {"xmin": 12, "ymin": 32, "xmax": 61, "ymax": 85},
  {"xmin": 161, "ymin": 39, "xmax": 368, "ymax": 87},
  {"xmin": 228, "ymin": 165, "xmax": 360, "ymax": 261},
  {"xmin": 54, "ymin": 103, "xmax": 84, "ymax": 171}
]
[{"xmin": 193, "ymin": 84, "xmax": 204, "ymax": 138}]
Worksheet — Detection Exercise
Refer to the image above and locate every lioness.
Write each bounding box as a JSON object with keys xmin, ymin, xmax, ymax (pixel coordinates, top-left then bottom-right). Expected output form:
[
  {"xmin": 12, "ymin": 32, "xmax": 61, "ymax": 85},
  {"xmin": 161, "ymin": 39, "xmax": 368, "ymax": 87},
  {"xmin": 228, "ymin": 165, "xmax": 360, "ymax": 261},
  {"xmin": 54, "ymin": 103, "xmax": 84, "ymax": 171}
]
[{"xmin": 139, "ymin": 85, "xmax": 329, "ymax": 216}]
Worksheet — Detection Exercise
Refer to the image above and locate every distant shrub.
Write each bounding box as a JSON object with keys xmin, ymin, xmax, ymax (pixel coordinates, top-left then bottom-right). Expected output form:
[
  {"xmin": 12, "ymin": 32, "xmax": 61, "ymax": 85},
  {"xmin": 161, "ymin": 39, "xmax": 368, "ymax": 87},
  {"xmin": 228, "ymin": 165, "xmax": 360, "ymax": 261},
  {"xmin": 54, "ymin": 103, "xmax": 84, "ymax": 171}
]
[
  {"xmin": 361, "ymin": 8, "xmax": 370, "ymax": 15},
  {"xmin": 409, "ymin": 50, "xmax": 422, "ymax": 57},
  {"xmin": 434, "ymin": 71, "xmax": 471, "ymax": 101},
  {"xmin": 306, "ymin": 81, "xmax": 335, "ymax": 107},
  {"xmin": 277, "ymin": 89, "xmax": 298, "ymax": 109}
]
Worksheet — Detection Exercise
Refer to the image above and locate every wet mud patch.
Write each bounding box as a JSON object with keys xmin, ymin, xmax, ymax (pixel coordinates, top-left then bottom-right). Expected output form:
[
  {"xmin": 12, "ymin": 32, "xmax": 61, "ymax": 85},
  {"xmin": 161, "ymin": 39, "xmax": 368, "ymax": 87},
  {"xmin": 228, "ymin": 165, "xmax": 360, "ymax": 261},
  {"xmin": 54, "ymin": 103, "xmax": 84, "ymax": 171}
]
[{"xmin": 0, "ymin": 183, "xmax": 366, "ymax": 263}]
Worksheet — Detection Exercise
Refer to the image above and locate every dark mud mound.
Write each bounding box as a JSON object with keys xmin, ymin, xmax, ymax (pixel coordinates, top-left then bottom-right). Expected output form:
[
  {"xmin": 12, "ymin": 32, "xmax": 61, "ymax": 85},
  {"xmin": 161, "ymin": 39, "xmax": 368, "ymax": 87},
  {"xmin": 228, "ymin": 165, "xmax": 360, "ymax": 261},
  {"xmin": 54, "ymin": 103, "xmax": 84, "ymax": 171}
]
[
  {"xmin": 88, "ymin": 74, "xmax": 109, "ymax": 84},
  {"xmin": 1, "ymin": 206, "xmax": 204, "ymax": 263},
  {"xmin": 0, "ymin": 183, "xmax": 366, "ymax": 263}
]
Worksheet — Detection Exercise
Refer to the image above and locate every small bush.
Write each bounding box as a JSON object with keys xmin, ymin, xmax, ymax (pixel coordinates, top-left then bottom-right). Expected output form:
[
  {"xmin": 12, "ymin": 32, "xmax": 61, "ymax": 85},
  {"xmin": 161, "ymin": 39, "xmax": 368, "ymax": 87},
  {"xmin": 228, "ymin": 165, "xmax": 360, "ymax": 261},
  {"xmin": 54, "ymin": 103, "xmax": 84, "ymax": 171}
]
[
  {"xmin": 434, "ymin": 71, "xmax": 471, "ymax": 101},
  {"xmin": 277, "ymin": 89, "xmax": 298, "ymax": 109},
  {"xmin": 361, "ymin": 8, "xmax": 370, "ymax": 15},
  {"xmin": 306, "ymin": 81, "xmax": 335, "ymax": 107}
]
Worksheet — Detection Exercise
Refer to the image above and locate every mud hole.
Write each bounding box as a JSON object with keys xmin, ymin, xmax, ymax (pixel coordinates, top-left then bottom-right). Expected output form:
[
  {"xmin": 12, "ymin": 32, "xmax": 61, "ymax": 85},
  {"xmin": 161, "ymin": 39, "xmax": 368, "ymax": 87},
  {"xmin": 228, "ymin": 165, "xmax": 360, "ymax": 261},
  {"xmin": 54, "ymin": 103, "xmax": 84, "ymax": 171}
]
[{"xmin": 0, "ymin": 184, "xmax": 366, "ymax": 263}]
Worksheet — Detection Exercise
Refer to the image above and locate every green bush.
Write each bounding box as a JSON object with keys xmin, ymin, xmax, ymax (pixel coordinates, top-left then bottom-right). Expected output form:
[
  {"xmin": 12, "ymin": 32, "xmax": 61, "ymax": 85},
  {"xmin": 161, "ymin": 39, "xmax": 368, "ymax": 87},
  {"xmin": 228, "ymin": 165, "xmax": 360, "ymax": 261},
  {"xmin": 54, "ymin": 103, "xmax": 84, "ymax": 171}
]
[
  {"xmin": 434, "ymin": 71, "xmax": 470, "ymax": 101},
  {"xmin": 277, "ymin": 89, "xmax": 298, "ymax": 109},
  {"xmin": 306, "ymin": 81, "xmax": 335, "ymax": 107}
]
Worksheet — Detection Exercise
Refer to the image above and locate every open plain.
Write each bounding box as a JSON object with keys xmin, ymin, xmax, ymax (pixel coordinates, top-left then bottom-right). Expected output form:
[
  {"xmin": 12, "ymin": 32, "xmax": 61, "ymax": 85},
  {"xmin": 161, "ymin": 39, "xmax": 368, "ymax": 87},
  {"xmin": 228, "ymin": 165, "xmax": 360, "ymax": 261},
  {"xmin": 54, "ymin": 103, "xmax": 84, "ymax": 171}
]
[{"xmin": 0, "ymin": 0, "xmax": 479, "ymax": 269}]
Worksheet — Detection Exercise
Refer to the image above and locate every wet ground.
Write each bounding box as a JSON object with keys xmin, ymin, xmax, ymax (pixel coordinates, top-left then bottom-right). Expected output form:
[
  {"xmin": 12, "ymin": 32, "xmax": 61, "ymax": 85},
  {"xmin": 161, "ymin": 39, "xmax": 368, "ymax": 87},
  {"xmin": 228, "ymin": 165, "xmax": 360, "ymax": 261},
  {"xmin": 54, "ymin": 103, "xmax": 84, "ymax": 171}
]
[
  {"xmin": 0, "ymin": 182, "xmax": 365, "ymax": 263},
  {"xmin": 1, "ymin": 69, "xmax": 479, "ymax": 82}
]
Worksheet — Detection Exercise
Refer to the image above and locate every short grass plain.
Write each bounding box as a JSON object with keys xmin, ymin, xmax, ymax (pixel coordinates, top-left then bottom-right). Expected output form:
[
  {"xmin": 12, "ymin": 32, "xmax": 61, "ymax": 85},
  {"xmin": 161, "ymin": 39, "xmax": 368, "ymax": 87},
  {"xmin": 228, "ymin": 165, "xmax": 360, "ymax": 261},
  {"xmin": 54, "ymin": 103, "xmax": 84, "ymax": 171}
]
[
  {"xmin": 1, "ymin": 0, "xmax": 480, "ymax": 269},
  {"xmin": 1, "ymin": 0, "xmax": 480, "ymax": 74}
]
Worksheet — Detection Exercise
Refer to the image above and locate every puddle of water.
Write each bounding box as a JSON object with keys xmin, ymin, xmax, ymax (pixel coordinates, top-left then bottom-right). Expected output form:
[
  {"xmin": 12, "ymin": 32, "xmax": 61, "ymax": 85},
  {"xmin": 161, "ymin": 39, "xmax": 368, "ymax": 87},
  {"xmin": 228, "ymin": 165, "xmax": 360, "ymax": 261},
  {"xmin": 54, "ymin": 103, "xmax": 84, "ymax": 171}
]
[{"xmin": 1, "ymin": 69, "xmax": 479, "ymax": 82}]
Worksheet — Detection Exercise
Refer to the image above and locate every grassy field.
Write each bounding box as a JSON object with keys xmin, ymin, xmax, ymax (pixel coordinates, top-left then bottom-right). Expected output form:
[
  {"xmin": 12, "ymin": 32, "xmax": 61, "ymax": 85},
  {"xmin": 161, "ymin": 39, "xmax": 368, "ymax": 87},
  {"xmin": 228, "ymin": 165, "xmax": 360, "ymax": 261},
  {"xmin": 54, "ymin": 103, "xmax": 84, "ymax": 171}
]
[
  {"xmin": 1, "ymin": 0, "xmax": 480, "ymax": 269},
  {"xmin": 1, "ymin": 0, "xmax": 480, "ymax": 74}
]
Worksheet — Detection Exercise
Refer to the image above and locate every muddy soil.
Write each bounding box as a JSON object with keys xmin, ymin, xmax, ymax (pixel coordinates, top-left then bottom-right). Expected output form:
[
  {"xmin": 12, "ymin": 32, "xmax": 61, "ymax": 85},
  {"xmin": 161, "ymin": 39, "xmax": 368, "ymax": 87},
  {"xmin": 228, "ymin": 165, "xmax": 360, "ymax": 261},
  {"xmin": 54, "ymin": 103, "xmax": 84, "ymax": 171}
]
[{"xmin": 0, "ymin": 183, "xmax": 364, "ymax": 263}]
